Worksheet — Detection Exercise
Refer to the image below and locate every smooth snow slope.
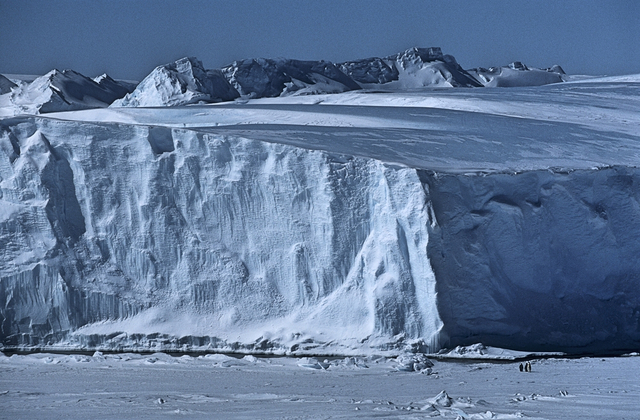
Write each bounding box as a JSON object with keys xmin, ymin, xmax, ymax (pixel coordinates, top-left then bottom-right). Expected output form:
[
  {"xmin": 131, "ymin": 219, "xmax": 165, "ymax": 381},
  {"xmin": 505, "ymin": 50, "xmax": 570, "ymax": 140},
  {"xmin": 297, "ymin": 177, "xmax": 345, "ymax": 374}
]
[{"xmin": 1, "ymin": 78, "xmax": 640, "ymax": 354}]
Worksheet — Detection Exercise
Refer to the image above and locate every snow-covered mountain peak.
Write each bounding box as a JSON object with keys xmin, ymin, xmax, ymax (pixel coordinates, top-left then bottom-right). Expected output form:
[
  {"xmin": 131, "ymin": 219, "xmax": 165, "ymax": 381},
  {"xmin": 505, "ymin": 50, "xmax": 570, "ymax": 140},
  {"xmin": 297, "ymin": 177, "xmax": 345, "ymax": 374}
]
[
  {"xmin": 546, "ymin": 64, "xmax": 565, "ymax": 74},
  {"xmin": 509, "ymin": 61, "xmax": 528, "ymax": 70},
  {"xmin": 221, "ymin": 57, "xmax": 361, "ymax": 98},
  {"xmin": 390, "ymin": 46, "xmax": 446, "ymax": 68},
  {"xmin": 365, "ymin": 46, "xmax": 482, "ymax": 88},
  {"xmin": 173, "ymin": 56, "xmax": 203, "ymax": 73},
  {"xmin": 112, "ymin": 56, "xmax": 239, "ymax": 107},
  {"xmin": 92, "ymin": 73, "xmax": 136, "ymax": 99},
  {"xmin": 1, "ymin": 47, "xmax": 575, "ymax": 114},
  {"xmin": 338, "ymin": 57, "xmax": 399, "ymax": 84},
  {"xmin": 337, "ymin": 47, "xmax": 482, "ymax": 89},
  {"xmin": 0, "ymin": 68, "xmax": 134, "ymax": 116}
]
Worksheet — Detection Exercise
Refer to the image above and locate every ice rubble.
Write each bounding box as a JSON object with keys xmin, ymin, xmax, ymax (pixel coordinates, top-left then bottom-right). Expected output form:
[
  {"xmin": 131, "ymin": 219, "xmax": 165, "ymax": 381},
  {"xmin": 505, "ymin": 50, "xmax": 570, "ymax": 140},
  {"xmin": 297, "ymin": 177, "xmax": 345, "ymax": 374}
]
[{"xmin": 468, "ymin": 61, "xmax": 565, "ymax": 87}]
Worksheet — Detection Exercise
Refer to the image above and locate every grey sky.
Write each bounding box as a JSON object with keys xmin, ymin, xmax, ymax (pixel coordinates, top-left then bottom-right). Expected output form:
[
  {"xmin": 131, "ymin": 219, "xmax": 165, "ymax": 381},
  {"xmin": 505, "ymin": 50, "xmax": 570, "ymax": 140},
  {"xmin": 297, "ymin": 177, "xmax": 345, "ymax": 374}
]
[{"xmin": 1, "ymin": 0, "xmax": 638, "ymax": 80}]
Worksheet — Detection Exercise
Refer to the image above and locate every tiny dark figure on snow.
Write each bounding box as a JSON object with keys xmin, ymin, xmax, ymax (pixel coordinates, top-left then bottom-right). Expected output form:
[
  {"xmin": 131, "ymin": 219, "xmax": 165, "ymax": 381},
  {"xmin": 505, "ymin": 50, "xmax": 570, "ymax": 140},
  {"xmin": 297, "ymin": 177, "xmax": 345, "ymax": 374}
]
[
  {"xmin": 525, "ymin": 361, "xmax": 532, "ymax": 372},
  {"xmin": 519, "ymin": 363, "xmax": 523, "ymax": 372}
]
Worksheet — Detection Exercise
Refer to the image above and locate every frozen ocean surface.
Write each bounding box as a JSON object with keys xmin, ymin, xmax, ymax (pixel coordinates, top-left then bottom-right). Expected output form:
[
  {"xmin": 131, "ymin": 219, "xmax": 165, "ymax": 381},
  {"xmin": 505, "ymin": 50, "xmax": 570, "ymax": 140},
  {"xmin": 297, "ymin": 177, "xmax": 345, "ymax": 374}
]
[
  {"xmin": 1, "ymin": 350, "xmax": 639, "ymax": 419},
  {"xmin": 1, "ymin": 74, "xmax": 640, "ymax": 356}
]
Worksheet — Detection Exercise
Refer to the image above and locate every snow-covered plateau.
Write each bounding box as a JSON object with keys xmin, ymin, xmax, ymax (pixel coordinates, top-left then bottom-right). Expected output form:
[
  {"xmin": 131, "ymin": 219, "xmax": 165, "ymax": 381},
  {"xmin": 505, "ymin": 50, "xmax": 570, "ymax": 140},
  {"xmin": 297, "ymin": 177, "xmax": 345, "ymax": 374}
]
[{"xmin": 1, "ymin": 49, "xmax": 639, "ymax": 357}]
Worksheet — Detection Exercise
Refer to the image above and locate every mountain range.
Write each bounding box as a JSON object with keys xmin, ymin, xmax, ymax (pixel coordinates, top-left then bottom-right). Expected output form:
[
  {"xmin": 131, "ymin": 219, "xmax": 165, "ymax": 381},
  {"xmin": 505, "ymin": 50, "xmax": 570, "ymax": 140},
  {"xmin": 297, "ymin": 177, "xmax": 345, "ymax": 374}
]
[{"xmin": 1, "ymin": 47, "xmax": 566, "ymax": 115}]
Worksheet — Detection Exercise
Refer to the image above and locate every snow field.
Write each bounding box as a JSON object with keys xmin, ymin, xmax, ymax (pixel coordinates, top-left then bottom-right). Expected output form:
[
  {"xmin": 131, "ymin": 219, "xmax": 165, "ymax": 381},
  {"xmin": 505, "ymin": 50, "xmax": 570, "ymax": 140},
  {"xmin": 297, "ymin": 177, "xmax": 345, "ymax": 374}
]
[{"xmin": 1, "ymin": 351, "xmax": 639, "ymax": 419}]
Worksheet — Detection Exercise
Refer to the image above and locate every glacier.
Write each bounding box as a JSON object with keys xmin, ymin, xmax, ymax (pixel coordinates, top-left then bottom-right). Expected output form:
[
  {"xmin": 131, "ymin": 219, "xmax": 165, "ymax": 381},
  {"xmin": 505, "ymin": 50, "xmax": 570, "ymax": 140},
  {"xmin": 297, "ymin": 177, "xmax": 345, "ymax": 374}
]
[{"xmin": 1, "ymin": 63, "xmax": 640, "ymax": 355}]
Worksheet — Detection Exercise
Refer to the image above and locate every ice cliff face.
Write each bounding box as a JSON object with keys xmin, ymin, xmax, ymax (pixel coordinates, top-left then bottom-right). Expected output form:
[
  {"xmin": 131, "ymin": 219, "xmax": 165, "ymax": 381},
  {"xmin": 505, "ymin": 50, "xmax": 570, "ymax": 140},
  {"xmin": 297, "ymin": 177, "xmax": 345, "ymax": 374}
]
[
  {"xmin": 0, "ymin": 117, "xmax": 442, "ymax": 354},
  {"xmin": 2, "ymin": 113, "xmax": 640, "ymax": 354},
  {"xmin": 2, "ymin": 76, "xmax": 639, "ymax": 355},
  {"xmin": 425, "ymin": 168, "xmax": 640, "ymax": 353},
  {"xmin": 113, "ymin": 57, "xmax": 239, "ymax": 107}
]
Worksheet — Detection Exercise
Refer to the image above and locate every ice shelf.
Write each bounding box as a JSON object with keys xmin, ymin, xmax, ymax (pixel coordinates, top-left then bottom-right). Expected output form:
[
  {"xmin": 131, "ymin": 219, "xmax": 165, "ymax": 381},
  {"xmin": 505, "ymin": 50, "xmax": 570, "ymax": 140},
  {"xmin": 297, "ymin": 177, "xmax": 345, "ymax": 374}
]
[{"xmin": 1, "ymin": 79, "xmax": 639, "ymax": 355}]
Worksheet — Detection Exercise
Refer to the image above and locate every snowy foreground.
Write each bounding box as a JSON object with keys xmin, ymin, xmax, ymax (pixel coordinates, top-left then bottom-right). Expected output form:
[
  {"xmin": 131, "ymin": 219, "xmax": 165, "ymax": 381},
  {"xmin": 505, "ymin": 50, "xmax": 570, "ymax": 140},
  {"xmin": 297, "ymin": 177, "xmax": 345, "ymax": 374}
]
[
  {"xmin": 2, "ymin": 74, "xmax": 640, "ymax": 355},
  {"xmin": 1, "ymin": 350, "xmax": 639, "ymax": 419}
]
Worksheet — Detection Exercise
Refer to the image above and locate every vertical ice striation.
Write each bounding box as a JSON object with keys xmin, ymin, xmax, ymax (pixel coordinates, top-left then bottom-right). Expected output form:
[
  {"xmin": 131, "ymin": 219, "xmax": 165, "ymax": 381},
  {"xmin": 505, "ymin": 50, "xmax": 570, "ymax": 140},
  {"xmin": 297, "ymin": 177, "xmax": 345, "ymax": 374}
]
[{"xmin": 0, "ymin": 117, "xmax": 442, "ymax": 354}]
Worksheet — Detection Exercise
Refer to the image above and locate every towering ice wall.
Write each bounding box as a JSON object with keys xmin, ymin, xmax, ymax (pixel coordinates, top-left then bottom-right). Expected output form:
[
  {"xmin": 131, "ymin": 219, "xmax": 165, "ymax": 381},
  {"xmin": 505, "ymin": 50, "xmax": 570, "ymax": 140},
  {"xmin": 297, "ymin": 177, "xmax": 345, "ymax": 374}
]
[
  {"xmin": 1, "ymin": 101, "xmax": 640, "ymax": 355},
  {"xmin": 424, "ymin": 169, "xmax": 640, "ymax": 353},
  {"xmin": 0, "ymin": 117, "xmax": 442, "ymax": 354}
]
